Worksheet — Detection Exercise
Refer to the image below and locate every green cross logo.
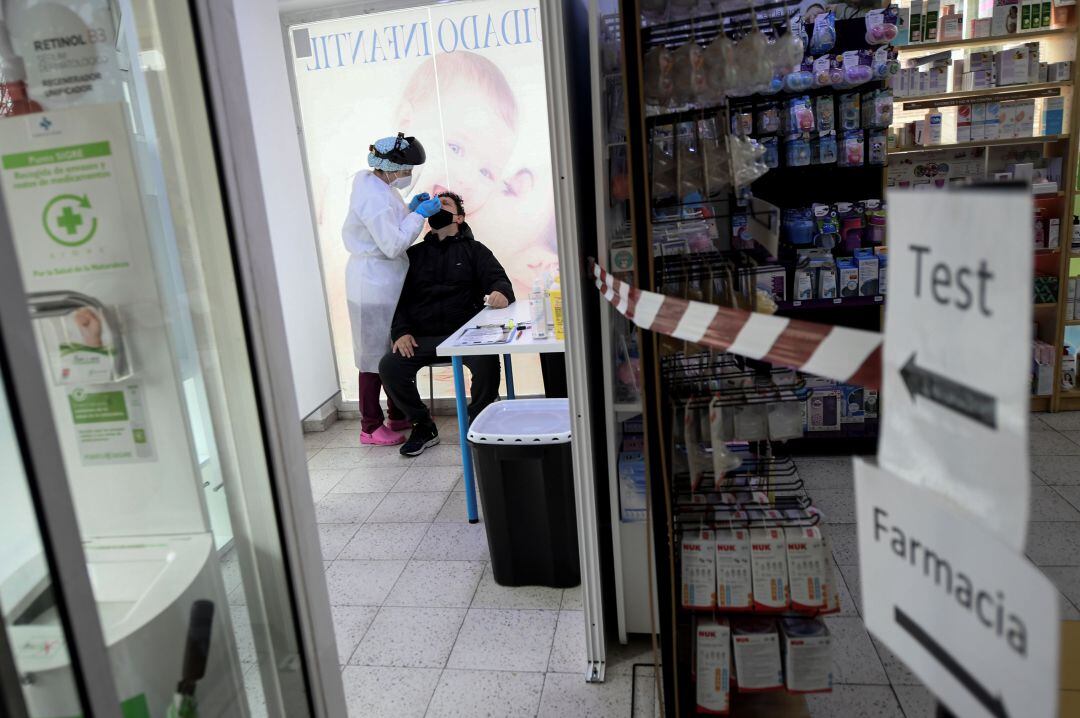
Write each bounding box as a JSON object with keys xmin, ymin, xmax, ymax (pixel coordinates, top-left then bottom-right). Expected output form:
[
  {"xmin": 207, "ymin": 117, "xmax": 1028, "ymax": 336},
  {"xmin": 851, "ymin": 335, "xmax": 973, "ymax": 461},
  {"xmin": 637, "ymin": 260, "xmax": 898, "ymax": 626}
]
[{"xmin": 42, "ymin": 194, "xmax": 97, "ymax": 247}]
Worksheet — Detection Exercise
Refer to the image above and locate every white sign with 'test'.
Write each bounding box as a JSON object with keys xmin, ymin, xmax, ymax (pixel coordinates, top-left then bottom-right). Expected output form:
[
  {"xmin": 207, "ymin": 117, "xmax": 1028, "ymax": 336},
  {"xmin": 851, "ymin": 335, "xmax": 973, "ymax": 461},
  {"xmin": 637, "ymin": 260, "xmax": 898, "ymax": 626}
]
[{"xmin": 880, "ymin": 188, "xmax": 1032, "ymax": 550}]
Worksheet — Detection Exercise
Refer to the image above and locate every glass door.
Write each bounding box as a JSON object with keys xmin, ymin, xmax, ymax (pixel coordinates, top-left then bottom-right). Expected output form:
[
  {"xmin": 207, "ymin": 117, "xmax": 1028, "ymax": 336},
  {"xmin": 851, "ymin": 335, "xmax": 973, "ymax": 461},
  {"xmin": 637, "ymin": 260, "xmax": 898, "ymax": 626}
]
[{"xmin": 0, "ymin": 0, "xmax": 341, "ymax": 716}]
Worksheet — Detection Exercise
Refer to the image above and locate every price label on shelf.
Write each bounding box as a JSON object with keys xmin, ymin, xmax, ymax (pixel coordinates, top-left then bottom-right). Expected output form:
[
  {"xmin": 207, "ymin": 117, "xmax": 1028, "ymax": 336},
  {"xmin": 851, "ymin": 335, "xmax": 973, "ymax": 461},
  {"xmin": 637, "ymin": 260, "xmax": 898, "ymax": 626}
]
[
  {"xmin": 855, "ymin": 458, "xmax": 1059, "ymax": 718},
  {"xmin": 880, "ymin": 187, "xmax": 1033, "ymax": 550}
]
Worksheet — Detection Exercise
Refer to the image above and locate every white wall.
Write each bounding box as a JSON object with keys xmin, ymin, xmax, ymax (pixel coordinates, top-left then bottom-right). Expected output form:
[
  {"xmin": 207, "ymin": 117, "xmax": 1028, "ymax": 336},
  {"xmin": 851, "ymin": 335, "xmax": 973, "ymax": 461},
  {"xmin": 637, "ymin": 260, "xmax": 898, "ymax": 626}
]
[{"xmin": 233, "ymin": 0, "xmax": 340, "ymax": 419}]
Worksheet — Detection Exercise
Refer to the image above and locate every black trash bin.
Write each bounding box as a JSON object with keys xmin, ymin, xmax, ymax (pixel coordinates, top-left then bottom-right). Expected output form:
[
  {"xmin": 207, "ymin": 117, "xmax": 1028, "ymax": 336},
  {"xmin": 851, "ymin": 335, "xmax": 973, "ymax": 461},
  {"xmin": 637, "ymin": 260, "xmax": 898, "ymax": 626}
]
[{"xmin": 468, "ymin": 399, "xmax": 580, "ymax": 588}]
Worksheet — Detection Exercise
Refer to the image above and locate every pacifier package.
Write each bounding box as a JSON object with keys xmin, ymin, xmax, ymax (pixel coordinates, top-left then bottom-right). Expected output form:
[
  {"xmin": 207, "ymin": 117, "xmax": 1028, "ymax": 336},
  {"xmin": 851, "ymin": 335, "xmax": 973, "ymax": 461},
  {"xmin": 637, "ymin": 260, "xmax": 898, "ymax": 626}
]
[
  {"xmin": 732, "ymin": 618, "xmax": 784, "ymax": 691},
  {"xmin": 715, "ymin": 527, "xmax": 753, "ymax": 609},
  {"xmin": 696, "ymin": 618, "xmax": 732, "ymax": 714},
  {"xmin": 750, "ymin": 527, "xmax": 789, "ymax": 611},
  {"xmin": 785, "ymin": 527, "xmax": 827, "ymax": 610},
  {"xmin": 781, "ymin": 618, "xmax": 833, "ymax": 693},
  {"xmin": 682, "ymin": 529, "xmax": 718, "ymax": 609}
]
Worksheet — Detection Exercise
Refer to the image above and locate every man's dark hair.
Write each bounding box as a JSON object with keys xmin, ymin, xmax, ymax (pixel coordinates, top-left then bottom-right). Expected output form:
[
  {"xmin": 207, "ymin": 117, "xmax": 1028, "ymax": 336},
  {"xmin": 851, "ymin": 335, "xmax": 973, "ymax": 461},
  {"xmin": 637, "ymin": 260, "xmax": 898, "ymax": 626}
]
[{"xmin": 438, "ymin": 191, "xmax": 466, "ymax": 217}]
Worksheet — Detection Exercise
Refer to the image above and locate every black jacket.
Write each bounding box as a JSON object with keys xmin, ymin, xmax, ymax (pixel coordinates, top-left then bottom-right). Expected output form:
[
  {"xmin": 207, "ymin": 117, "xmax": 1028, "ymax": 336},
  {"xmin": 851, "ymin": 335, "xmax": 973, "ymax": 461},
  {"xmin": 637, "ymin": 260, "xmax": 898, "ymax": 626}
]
[{"xmin": 390, "ymin": 223, "xmax": 515, "ymax": 341}]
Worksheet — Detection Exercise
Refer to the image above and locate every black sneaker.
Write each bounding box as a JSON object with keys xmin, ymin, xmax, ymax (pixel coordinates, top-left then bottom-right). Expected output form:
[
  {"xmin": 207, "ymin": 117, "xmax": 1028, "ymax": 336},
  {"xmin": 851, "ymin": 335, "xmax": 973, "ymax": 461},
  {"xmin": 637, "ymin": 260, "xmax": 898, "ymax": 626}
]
[{"xmin": 400, "ymin": 421, "xmax": 440, "ymax": 456}]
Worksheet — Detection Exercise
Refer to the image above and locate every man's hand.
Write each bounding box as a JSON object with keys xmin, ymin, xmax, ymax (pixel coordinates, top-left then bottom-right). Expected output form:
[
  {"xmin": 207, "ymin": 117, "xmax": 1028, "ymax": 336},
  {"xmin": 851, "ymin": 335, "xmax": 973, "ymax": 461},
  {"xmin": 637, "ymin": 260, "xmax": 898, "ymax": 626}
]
[
  {"xmin": 486, "ymin": 290, "xmax": 509, "ymax": 309},
  {"xmin": 392, "ymin": 334, "xmax": 419, "ymax": 358}
]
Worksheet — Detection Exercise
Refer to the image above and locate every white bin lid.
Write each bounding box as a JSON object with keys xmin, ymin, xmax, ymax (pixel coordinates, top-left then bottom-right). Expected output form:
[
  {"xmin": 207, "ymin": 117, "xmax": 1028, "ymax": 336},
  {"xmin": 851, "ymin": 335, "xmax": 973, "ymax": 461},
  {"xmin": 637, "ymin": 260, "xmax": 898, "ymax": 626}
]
[{"xmin": 468, "ymin": 398, "xmax": 571, "ymax": 444}]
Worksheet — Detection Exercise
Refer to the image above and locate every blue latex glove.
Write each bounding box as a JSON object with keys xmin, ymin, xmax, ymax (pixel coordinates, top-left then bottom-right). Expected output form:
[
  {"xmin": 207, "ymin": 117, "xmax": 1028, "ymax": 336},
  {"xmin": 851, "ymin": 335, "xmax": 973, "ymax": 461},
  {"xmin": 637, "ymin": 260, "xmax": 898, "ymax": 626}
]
[
  {"xmin": 414, "ymin": 196, "xmax": 442, "ymax": 218},
  {"xmin": 408, "ymin": 192, "xmax": 430, "ymax": 212}
]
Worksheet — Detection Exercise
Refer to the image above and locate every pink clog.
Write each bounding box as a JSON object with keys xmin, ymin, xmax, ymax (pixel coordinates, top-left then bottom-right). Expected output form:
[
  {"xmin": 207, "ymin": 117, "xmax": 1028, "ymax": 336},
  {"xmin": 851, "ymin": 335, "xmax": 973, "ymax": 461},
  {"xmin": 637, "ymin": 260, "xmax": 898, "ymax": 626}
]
[{"xmin": 360, "ymin": 425, "xmax": 405, "ymax": 446}]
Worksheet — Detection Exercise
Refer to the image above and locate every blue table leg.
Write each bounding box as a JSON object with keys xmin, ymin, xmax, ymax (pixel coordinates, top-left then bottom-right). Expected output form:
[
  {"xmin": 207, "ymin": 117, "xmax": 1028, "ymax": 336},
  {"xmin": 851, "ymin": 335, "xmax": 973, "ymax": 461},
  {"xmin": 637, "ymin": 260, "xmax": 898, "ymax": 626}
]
[
  {"xmin": 503, "ymin": 354, "xmax": 515, "ymax": 400},
  {"xmin": 453, "ymin": 356, "xmax": 479, "ymax": 523}
]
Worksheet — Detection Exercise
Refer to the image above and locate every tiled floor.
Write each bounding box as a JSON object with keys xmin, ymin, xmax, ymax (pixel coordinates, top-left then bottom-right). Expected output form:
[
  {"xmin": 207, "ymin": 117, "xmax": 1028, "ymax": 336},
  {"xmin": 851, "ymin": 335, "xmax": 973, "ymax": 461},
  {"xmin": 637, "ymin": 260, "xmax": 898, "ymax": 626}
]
[{"xmin": 234, "ymin": 412, "xmax": 1080, "ymax": 717}]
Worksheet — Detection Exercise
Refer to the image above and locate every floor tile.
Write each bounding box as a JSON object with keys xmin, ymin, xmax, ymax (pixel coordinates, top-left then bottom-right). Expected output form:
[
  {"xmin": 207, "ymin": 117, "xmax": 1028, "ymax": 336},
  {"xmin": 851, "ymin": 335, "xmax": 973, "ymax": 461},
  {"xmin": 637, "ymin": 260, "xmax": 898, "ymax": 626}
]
[
  {"xmin": 228, "ymin": 582, "xmax": 246, "ymax": 607},
  {"xmin": 805, "ymin": 685, "xmax": 904, "ymax": 718},
  {"xmin": 1052, "ymin": 484, "xmax": 1080, "ymax": 511},
  {"xmin": 309, "ymin": 469, "xmax": 349, "ymax": 502},
  {"xmin": 219, "ymin": 549, "xmax": 242, "ymax": 594},
  {"xmin": 413, "ymin": 521, "xmax": 491, "ymax": 561},
  {"xmin": 823, "ymin": 616, "xmax": 888, "ymax": 685},
  {"xmin": 794, "ymin": 457, "xmax": 855, "ymax": 490},
  {"xmin": 1030, "ymin": 431, "xmax": 1080, "ymax": 456},
  {"xmin": 1030, "ymin": 414, "xmax": 1056, "ymax": 432},
  {"xmin": 561, "ymin": 585, "xmax": 583, "ymax": 610},
  {"xmin": 894, "ymin": 685, "xmax": 936, "ymax": 718},
  {"xmin": 303, "ymin": 430, "xmax": 333, "ymax": 450},
  {"xmin": 1025, "ymin": 522, "xmax": 1080, "ymax": 566},
  {"xmin": 318, "ymin": 523, "xmax": 360, "ymax": 560},
  {"xmin": 340, "ymin": 665, "xmax": 440, "ymax": 718},
  {"xmin": 367, "ymin": 492, "xmax": 448, "ymax": 523},
  {"xmin": 356, "ymin": 447, "xmax": 416, "ymax": 468},
  {"xmin": 435, "ymin": 492, "xmax": 483, "ymax": 523},
  {"xmin": 308, "ymin": 447, "xmax": 371, "ymax": 470},
  {"xmin": 1043, "ymin": 565, "xmax": 1080, "ymax": 607},
  {"xmin": 631, "ymin": 668, "xmax": 662, "ymax": 718},
  {"xmin": 338, "ymin": 523, "xmax": 430, "ymax": 560},
  {"xmin": 393, "ymin": 465, "xmax": 463, "ymax": 493},
  {"xmin": 316, "ymin": 493, "xmax": 384, "ymax": 524},
  {"xmin": 330, "ymin": 605, "xmax": 379, "ymax": 664},
  {"xmin": 426, "ymin": 669, "xmax": 545, "ymax": 718},
  {"xmin": 547, "ymin": 610, "xmax": 586, "ymax": 673},
  {"xmin": 537, "ymin": 672, "xmax": 633, "ymax": 718},
  {"xmin": 471, "ymin": 564, "xmax": 564, "ymax": 610},
  {"xmin": 606, "ymin": 636, "xmax": 659, "ymax": 675},
  {"xmin": 350, "ymin": 606, "xmax": 466, "ymax": 668},
  {"xmin": 1031, "ymin": 455, "xmax": 1080, "ymax": 485},
  {"xmin": 1060, "ymin": 431, "xmax": 1080, "ymax": 448},
  {"xmin": 305, "ymin": 448, "xmax": 321, "ymax": 461},
  {"xmin": 1059, "ymin": 590, "xmax": 1080, "ymax": 620},
  {"xmin": 872, "ymin": 636, "xmax": 921, "ymax": 686},
  {"xmin": 838, "ymin": 564, "xmax": 861, "ymax": 615},
  {"xmin": 325, "ymin": 560, "xmax": 406, "ymax": 606},
  {"xmin": 448, "ymin": 608, "xmax": 558, "ymax": 672},
  {"xmin": 1035, "ymin": 411, "xmax": 1080, "ymax": 431},
  {"xmin": 811, "ymin": 489, "xmax": 856, "ymax": 524},
  {"xmin": 384, "ymin": 560, "xmax": 485, "ymax": 608},
  {"xmin": 826, "ymin": 524, "xmax": 859, "ymax": 565},
  {"xmin": 830, "ymin": 558, "xmax": 859, "ymax": 617},
  {"xmin": 411, "ymin": 444, "xmax": 469, "ymax": 466},
  {"xmin": 1030, "ymin": 485, "xmax": 1080, "ymax": 521},
  {"xmin": 332, "ymin": 466, "xmax": 409, "ymax": 494}
]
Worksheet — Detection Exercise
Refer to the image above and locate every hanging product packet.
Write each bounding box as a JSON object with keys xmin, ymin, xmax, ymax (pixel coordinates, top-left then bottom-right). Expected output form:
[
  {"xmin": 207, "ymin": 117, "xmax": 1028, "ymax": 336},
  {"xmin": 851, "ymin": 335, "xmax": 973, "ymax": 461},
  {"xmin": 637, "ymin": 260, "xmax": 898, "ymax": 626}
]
[
  {"xmin": 709, "ymin": 396, "xmax": 742, "ymax": 487},
  {"xmin": 685, "ymin": 405, "xmax": 708, "ymax": 491},
  {"xmin": 785, "ymin": 526, "xmax": 828, "ymax": 611},
  {"xmin": 40, "ymin": 306, "xmax": 124, "ymax": 385},
  {"xmin": 682, "ymin": 528, "xmax": 718, "ymax": 609},
  {"xmin": 732, "ymin": 617, "xmax": 785, "ymax": 692},
  {"xmin": 750, "ymin": 527, "xmax": 790, "ymax": 611},
  {"xmin": 696, "ymin": 618, "xmax": 732, "ymax": 713},
  {"xmin": 715, "ymin": 526, "xmax": 753, "ymax": 609}
]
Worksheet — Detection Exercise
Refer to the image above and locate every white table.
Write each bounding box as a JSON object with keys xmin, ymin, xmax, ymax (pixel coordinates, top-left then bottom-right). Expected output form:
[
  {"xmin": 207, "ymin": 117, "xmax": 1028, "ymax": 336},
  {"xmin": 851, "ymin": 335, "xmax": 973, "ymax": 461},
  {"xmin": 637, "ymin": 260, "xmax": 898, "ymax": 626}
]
[{"xmin": 436, "ymin": 302, "xmax": 564, "ymax": 522}]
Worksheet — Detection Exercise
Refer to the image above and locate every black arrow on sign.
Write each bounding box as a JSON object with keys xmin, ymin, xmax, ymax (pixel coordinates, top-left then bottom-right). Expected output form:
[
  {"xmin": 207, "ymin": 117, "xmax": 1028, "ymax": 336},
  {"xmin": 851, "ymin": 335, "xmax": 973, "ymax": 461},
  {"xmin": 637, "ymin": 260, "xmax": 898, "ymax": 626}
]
[
  {"xmin": 895, "ymin": 607, "xmax": 1008, "ymax": 718},
  {"xmin": 900, "ymin": 353, "xmax": 997, "ymax": 430}
]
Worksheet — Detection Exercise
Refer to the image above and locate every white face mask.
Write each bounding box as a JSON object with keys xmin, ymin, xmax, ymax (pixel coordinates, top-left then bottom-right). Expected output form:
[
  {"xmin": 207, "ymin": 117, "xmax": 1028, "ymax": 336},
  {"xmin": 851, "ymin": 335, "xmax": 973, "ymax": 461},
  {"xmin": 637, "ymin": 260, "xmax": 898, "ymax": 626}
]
[{"xmin": 390, "ymin": 174, "xmax": 411, "ymax": 190}]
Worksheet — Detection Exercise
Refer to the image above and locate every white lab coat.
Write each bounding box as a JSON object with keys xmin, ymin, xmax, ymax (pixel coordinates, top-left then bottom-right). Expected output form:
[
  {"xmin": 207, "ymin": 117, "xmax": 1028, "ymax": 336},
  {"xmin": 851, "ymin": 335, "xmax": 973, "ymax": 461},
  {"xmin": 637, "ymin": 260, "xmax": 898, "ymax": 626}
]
[{"xmin": 343, "ymin": 170, "xmax": 425, "ymax": 372}]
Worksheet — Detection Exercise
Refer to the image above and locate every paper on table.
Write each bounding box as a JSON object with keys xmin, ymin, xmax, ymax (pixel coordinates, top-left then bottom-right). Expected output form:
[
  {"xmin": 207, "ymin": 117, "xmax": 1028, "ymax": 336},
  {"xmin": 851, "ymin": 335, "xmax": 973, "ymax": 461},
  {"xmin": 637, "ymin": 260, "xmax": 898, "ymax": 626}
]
[{"xmin": 457, "ymin": 327, "xmax": 513, "ymax": 346}]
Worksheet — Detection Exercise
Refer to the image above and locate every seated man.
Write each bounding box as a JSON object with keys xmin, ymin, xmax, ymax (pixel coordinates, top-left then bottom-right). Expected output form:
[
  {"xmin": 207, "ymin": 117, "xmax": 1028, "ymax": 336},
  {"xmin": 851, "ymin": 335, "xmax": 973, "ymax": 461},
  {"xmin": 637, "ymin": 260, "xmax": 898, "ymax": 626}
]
[{"xmin": 379, "ymin": 191, "xmax": 515, "ymax": 456}]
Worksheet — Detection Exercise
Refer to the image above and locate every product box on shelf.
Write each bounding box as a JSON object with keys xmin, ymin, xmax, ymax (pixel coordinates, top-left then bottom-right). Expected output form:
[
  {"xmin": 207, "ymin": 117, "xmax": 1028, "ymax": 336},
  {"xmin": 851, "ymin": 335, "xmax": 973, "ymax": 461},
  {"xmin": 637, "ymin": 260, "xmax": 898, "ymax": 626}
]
[
  {"xmin": 940, "ymin": 12, "xmax": 963, "ymax": 39},
  {"xmin": 786, "ymin": 527, "xmax": 828, "ymax": 610},
  {"xmin": 854, "ymin": 248, "xmax": 880, "ymax": 295},
  {"xmin": 1043, "ymin": 96, "xmax": 1065, "ymax": 135},
  {"xmin": 781, "ymin": 618, "xmax": 834, "ymax": 693},
  {"xmin": 732, "ymin": 618, "xmax": 785, "ymax": 692},
  {"xmin": 925, "ymin": 0, "xmax": 941, "ymax": 40},
  {"xmin": 750, "ymin": 527, "xmax": 789, "ymax": 610},
  {"xmin": 991, "ymin": 0, "xmax": 1020, "ymax": 36},
  {"xmin": 972, "ymin": 17, "xmax": 992, "ymax": 37},
  {"xmin": 682, "ymin": 529, "xmax": 717, "ymax": 609},
  {"xmin": 696, "ymin": 618, "xmax": 732, "ymax": 715},
  {"xmin": 971, "ymin": 102, "xmax": 987, "ymax": 140},
  {"xmin": 896, "ymin": 6, "xmax": 911, "ymax": 44},
  {"xmin": 910, "ymin": 0, "xmax": 924, "ymax": 42},
  {"xmin": 618, "ymin": 452, "xmax": 646, "ymax": 522},
  {"xmin": 984, "ymin": 101, "xmax": 1002, "ymax": 139},
  {"xmin": 807, "ymin": 387, "xmax": 842, "ymax": 432},
  {"xmin": 840, "ymin": 385, "xmax": 866, "ymax": 425},
  {"xmin": 996, "ymin": 46, "xmax": 1032, "ymax": 85},
  {"xmin": 1048, "ymin": 61, "xmax": 1072, "ymax": 81},
  {"xmin": 716, "ymin": 528, "xmax": 753, "ymax": 610}
]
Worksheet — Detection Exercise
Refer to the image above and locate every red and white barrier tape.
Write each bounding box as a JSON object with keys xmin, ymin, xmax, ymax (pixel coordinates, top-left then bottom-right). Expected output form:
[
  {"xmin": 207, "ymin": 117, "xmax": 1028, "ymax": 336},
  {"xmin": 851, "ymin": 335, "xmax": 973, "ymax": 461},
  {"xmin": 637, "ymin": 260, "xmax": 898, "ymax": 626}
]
[{"xmin": 591, "ymin": 260, "xmax": 883, "ymax": 391}]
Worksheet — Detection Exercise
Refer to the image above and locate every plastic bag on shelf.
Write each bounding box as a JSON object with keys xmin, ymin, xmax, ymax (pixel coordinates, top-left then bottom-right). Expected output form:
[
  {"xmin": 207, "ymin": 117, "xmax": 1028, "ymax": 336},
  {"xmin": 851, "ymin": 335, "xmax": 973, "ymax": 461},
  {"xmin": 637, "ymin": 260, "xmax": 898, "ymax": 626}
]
[
  {"xmin": 643, "ymin": 45, "xmax": 675, "ymax": 107},
  {"xmin": 671, "ymin": 41, "xmax": 708, "ymax": 105}
]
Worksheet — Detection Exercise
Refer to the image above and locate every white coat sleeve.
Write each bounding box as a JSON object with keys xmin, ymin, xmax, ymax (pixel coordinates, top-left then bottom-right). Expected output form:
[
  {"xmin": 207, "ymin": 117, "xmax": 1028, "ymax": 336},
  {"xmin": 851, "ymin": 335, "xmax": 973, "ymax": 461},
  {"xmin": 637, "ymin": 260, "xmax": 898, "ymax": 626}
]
[{"xmin": 360, "ymin": 201, "xmax": 426, "ymax": 260}]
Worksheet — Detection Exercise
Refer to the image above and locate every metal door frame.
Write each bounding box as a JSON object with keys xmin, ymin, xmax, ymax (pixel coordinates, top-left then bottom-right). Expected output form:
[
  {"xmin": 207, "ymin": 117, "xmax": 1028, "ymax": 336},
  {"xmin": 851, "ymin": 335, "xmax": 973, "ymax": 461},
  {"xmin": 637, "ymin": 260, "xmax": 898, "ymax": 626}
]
[{"xmin": 189, "ymin": 1, "xmax": 347, "ymax": 715}]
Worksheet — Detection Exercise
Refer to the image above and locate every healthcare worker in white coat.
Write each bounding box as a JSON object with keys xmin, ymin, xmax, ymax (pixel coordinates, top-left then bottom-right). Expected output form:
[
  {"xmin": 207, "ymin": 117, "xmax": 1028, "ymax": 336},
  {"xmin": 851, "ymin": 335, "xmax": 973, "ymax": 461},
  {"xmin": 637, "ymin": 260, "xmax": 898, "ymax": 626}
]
[{"xmin": 344, "ymin": 133, "xmax": 441, "ymax": 445}]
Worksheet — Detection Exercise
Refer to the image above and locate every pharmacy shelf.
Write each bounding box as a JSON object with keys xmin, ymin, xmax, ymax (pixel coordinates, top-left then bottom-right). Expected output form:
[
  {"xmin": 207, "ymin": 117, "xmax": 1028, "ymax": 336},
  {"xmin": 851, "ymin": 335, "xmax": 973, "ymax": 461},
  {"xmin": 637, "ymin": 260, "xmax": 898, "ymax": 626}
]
[
  {"xmin": 898, "ymin": 80, "xmax": 1071, "ymax": 111},
  {"xmin": 1036, "ymin": 302, "xmax": 1060, "ymax": 309},
  {"xmin": 890, "ymin": 133, "xmax": 1070, "ymax": 155},
  {"xmin": 1032, "ymin": 395, "xmax": 1052, "ymax": 411},
  {"xmin": 1066, "ymin": 319, "xmax": 1080, "ymax": 325},
  {"xmin": 896, "ymin": 26, "xmax": 1076, "ymax": 54},
  {"xmin": 777, "ymin": 295, "xmax": 884, "ymax": 311},
  {"xmin": 613, "ymin": 401, "xmax": 642, "ymax": 414}
]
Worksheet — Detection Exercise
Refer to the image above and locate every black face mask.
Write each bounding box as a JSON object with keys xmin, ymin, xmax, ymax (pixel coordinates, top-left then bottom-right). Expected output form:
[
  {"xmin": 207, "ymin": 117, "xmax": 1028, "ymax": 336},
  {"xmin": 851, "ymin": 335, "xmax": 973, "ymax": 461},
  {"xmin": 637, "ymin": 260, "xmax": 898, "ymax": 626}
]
[{"xmin": 428, "ymin": 209, "xmax": 455, "ymax": 230}]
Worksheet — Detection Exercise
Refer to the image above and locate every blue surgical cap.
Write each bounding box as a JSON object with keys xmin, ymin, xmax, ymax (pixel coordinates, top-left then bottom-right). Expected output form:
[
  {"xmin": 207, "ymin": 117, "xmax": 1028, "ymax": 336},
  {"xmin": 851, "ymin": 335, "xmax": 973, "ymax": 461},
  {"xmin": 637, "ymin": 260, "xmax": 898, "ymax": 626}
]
[{"xmin": 368, "ymin": 136, "xmax": 413, "ymax": 172}]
